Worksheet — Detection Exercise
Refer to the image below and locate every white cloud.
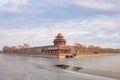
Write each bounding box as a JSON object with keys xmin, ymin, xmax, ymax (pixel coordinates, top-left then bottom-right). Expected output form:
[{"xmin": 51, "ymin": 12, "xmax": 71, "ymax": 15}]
[
  {"xmin": 9, "ymin": 0, "xmax": 27, "ymax": 5},
  {"xmin": 71, "ymin": 0, "xmax": 120, "ymax": 11},
  {"xmin": 110, "ymin": 33, "xmax": 119, "ymax": 38},
  {"xmin": 1, "ymin": 0, "xmax": 119, "ymax": 13},
  {"xmin": 0, "ymin": 0, "xmax": 7, "ymax": 7},
  {"xmin": 0, "ymin": 0, "xmax": 28, "ymax": 13}
]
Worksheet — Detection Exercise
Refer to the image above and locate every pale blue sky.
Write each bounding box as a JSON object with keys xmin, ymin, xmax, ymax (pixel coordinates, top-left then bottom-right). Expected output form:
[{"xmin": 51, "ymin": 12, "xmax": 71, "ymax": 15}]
[{"xmin": 0, "ymin": 0, "xmax": 120, "ymax": 49}]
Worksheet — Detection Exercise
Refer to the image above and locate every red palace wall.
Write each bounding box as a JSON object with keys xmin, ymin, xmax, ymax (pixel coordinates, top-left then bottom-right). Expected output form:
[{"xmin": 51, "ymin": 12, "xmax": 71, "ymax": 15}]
[{"xmin": 48, "ymin": 49, "xmax": 70, "ymax": 54}]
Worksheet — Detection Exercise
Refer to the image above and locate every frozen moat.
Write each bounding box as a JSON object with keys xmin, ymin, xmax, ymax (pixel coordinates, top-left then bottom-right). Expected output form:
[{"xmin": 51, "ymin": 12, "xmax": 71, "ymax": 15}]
[{"xmin": 0, "ymin": 53, "xmax": 120, "ymax": 80}]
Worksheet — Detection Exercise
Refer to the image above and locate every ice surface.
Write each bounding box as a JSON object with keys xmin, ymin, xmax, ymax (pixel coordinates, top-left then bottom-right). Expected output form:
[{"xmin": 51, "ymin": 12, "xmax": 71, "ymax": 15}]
[{"xmin": 0, "ymin": 53, "xmax": 119, "ymax": 80}]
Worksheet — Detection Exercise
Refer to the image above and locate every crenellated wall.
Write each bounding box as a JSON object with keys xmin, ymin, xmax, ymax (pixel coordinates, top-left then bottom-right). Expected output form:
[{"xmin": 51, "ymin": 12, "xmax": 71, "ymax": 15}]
[{"xmin": 3, "ymin": 45, "xmax": 75, "ymax": 58}]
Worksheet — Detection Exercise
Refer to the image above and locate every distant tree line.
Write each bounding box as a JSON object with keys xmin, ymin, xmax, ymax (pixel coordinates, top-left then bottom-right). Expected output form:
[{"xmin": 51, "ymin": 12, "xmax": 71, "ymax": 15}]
[
  {"xmin": 2, "ymin": 43, "xmax": 120, "ymax": 54},
  {"xmin": 2, "ymin": 44, "xmax": 30, "ymax": 53},
  {"xmin": 73, "ymin": 43, "xmax": 120, "ymax": 54}
]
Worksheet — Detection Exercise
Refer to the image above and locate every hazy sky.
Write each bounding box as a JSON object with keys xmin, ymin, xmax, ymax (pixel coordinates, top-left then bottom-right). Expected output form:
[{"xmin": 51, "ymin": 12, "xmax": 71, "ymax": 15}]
[{"xmin": 0, "ymin": 0, "xmax": 120, "ymax": 49}]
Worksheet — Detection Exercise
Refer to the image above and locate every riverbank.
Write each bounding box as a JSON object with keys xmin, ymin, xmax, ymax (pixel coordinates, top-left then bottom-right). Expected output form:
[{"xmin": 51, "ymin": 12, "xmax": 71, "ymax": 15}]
[
  {"xmin": 77, "ymin": 53, "xmax": 119, "ymax": 58},
  {"xmin": 1, "ymin": 52, "xmax": 119, "ymax": 59}
]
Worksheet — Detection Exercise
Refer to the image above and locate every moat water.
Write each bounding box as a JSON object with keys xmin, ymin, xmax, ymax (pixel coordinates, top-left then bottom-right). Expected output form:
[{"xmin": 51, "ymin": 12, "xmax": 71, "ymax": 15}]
[{"xmin": 0, "ymin": 53, "xmax": 120, "ymax": 80}]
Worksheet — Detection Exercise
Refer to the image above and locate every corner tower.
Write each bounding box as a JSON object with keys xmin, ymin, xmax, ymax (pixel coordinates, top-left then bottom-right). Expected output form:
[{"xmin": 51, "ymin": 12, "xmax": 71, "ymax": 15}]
[
  {"xmin": 53, "ymin": 33, "xmax": 66, "ymax": 46},
  {"xmin": 48, "ymin": 33, "xmax": 71, "ymax": 58}
]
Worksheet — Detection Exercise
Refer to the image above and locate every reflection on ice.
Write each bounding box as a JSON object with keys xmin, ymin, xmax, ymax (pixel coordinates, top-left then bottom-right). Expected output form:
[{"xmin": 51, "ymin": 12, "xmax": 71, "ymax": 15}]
[
  {"xmin": 56, "ymin": 64, "xmax": 70, "ymax": 69},
  {"xmin": 0, "ymin": 53, "xmax": 120, "ymax": 80}
]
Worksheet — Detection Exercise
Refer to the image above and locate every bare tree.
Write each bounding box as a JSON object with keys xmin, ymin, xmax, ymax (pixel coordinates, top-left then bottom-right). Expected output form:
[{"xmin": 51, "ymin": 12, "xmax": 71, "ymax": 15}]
[
  {"xmin": 18, "ymin": 45, "xmax": 24, "ymax": 49},
  {"xmin": 2, "ymin": 46, "xmax": 11, "ymax": 53},
  {"xmin": 23, "ymin": 44, "xmax": 30, "ymax": 48},
  {"xmin": 73, "ymin": 42, "xmax": 120, "ymax": 54}
]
